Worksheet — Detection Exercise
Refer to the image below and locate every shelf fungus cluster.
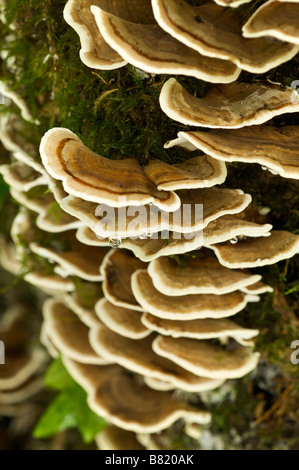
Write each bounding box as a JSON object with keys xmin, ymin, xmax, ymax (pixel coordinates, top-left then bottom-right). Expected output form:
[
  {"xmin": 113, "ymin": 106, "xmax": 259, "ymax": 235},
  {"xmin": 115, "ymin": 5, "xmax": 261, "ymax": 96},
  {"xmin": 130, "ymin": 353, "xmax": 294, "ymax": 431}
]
[
  {"xmin": 19, "ymin": 120, "xmax": 295, "ymax": 445},
  {"xmin": 64, "ymin": 0, "xmax": 298, "ymax": 80},
  {"xmin": 161, "ymin": 78, "xmax": 299, "ymax": 180},
  {"xmin": 0, "ymin": 306, "xmax": 47, "ymax": 416},
  {"xmin": 2, "ymin": 96, "xmax": 299, "ymax": 443}
]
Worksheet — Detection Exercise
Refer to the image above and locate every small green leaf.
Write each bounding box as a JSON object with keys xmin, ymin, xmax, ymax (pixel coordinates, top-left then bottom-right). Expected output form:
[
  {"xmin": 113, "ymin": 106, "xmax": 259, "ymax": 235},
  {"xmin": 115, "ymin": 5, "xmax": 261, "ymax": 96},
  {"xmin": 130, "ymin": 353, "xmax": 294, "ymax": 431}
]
[
  {"xmin": 43, "ymin": 357, "xmax": 75, "ymax": 391},
  {"xmin": 35, "ymin": 358, "xmax": 107, "ymax": 443},
  {"xmin": 33, "ymin": 392, "xmax": 78, "ymax": 438}
]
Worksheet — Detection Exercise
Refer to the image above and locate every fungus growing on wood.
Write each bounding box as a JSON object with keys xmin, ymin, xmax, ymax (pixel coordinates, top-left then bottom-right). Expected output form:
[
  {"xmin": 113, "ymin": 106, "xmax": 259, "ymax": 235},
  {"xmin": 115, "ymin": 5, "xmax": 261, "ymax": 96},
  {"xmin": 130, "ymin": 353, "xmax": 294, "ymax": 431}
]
[
  {"xmin": 40, "ymin": 128, "xmax": 180, "ymax": 211},
  {"xmin": 147, "ymin": 255, "xmax": 262, "ymax": 296},
  {"xmin": 63, "ymin": 358, "xmax": 211, "ymax": 433},
  {"xmin": 95, "ymin": 298, "xmax": 151, "ymax": 339},
  {"xmin": 100, "ymin": 249, "xmax": 146, "ymax": 311},
  {"xmin": 160, "ymin": 78, "xmax": 299, "ymax": 128},
  {"xmin": 165, "ymin": 126, "xmax": 299, "ymax": 179},
  {"xmin": 43, "ymin": 298, "xmax": 111, "ymax": 365},
  {"xmin": 30, "ymin": 237, "xmax": 108, "ymax": 282},
  {"xmin": 141, "ymin": 313, "xmax": 259, "ymax": 345},
  {"xmin": 151, "ymin": 0, "xmax": 298, "ymax": 72},
  {"xmin": 0, "ymin": 308, "xmax": 47, "ymax": 406},
  {"xmin": 131, "ymin": 270, "xmax": 259, "ymax": 320},
  {"xmin": 143, "ymin": 155, "xmax": 227, "ymax": 190},
  {"xmin": 152, "ymin": 336, "xmax": 260, "ymax": 379},
  {"xmin": 243, "ymin": 0, "xmax": 299, "ymax": 45},
  {"xmin": 63, "ymin": 0, "xmax": 126, "ymax": 69},
  {"xmin": 91, "ymin": 6, "xmax": 240, "ymax": 83},
  {"xmin": 211, "ymin": 231, "xmax": 299, "ymax": 268},
  {"xmin": 96, "ymin": 425, "xmax": 144, "ymax": 450},
  {"xmin": 88, "ymin": 325, "xmax": 225, "ymax": 392}
]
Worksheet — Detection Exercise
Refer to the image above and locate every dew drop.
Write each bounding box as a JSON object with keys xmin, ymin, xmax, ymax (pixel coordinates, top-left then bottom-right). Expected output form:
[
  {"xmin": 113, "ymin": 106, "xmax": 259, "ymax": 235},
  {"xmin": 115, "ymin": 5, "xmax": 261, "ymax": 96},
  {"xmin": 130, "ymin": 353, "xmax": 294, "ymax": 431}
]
[
  {"xmin": 230, "ymin": 236, "xmax": 238, "ymax": 244},
  {"xmin": 109, "ymin": 237, "xmax": 121, "ymax": 248}
]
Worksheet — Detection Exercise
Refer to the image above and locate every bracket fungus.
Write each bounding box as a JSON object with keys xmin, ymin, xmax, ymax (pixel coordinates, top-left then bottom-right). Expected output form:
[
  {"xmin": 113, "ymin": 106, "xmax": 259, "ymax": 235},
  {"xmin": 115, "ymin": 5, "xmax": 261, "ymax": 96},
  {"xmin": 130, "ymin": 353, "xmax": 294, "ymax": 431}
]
[
  {"xmin": 151, "ymin": 0, "xmax": 298, "ymax": 72},
  {"xmin": 0, "ymin": 308, "xmax": 47, "ymax": 407},
  {"xmin": 131, "ymin": 269, "xmax": 259, "ymax": 320},
  {"xmin": 243, "ymin": 0, "xmax": 299, "ymax": 45},
  {"xmin": 152, "ymin": 336, "xmax": 260, "ymax": 379},
  {"xmin": 43, "ymin": 299, "xmax": 111, "ymax": 365},
  {"xmin": 100, "ymin": 249, "xmax": 146, "ymax": 311},
  {"xmin": 147, "ymin": 255, "xmax": 263, "ymax": 296},
  {"xmin": 62, "ymin": 358, "xmax": 211, "ymax": 433},
  {"xmin": 211, "ymin": 230, "xmax": 299, "ymax": 268},
  {"xmin": 95, "ymin": 298, "xmax": 151, "ymax": 340},
  {"xmin": 89, "ymin": 325, "xmax": 225, "ymax": 392},
  {"xmin": 160, "ymin": 78, "xmax": 299, "ymax": 129},
  {"xmin": 63, "ymin": 0, "xmax": 126, "ymax": 70},
  {"xmin": 90, "ymin": 5, "xmax": 240, "ymax": 83},
  {"xmin": 141, "ymin": 314, "xmax": 259, "ymax": 345},
  {"xmin": 40, "ymin": 128, "xmax": 180, "ymax": 211},
  {"xmin": 165, "ymin": 126, "xmax": 299, "ymax": 179}
]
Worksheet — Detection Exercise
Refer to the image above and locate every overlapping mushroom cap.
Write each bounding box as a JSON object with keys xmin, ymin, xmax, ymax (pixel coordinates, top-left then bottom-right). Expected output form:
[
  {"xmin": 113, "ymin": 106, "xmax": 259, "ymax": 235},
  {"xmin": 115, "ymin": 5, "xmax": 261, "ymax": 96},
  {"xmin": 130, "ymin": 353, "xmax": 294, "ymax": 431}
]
[
  {"xmin": 0, "ymin": 307, "xmax": 47, "ymax": 409},
  {"xmin": 243, "ymin": 0, "xmax": 299, "ymax": 45},
  {"xmin": 160, "ymin": 78, "xmax": 299, "ymax": 129},
  {"xmin": 64, "ymin": 0, "xmax": 298, "ymax": 81}
]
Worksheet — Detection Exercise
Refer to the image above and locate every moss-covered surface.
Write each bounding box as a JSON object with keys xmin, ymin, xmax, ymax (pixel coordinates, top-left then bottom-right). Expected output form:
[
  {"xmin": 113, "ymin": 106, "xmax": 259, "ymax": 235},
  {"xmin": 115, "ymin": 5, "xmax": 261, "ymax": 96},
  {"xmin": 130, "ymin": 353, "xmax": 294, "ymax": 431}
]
[{"xmin": 0, "ymin": 0, "xmax": 299, "ymax": 450}]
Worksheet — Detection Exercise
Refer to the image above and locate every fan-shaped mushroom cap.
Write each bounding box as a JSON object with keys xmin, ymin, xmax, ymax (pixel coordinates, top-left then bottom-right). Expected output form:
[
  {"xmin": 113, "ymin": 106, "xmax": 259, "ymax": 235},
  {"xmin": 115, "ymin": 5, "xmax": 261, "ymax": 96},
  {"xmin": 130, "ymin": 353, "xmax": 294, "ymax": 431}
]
[
  {"xmin": 0, "ymin": 237, "xmax": 21, "ymax": 276},
  {"xmin": 75, "ymin": 226, "xmax": 109, "ymax": 247},
  {"xmin": 143, "ymin": 376, "xmax": 175, "ymax": 391},
  {"xmin": 0, "ymin": 114, "xmax": 43, "ymax": 174},
  {"xmin": 240, "ymin": 281, "xmax": 273, "ymax": 294},
  {"xmin": 0, "ymin": 79, "xmax": 38, "ymax": 123},
  {"xmin": 213, "ymin": 0, "xmax": 252, "ymax": 5},
  {"xmin": 203, "ymin": 215, "xmax": 272, "ymax": 245},
  {"xmin": 89, "ymin": 325, "xmax": 224, "ymax": 392},
  {"xmin": 152, "ymin": 0, "xmax": 298, "ymax": 72},
  {"xmin": 40, "ymin": 323, "xmax": 59, "ymax": 359},
  {"xmin": 0, "ymin": 349, "xmax": 47, "ymax": 391},
  {"xmin": 0, "ymin": 375, "xmax": 44, "ymax": 405},
  {"xmin": 131, "ymin": 270, "xmax": 259, "ymax": 320},
  {"xmin": 160, "ymin": 78, "xmax": 299, "ymax": 129},
  {"xmin": 0, "ymin": 162, "xmax": 47, "ymax": 192},
  {"xmin": 10, "ymin": 186, "xmax": 81, "ymax": 233},
  {"xmin": 63, "ymin": 0, "xmax": 126, "ymax": 69},
  {"xmin": 95, "ymin": 298, "xmax": 150, "ymax": 339},
  {"xmin": 63, "ymin": 282, "xmax": 103, "ymax": 328},
  {"xmin": 211, "ymin": 230, "xmax": 299, "ymax": 268},
  {"xmin": 96, "ymin": 425, "xmax": 144, "ymax": 450},
  {"xmin": 43, "ymin": 298, "xmax": 110, "ymax": 365},
  {"xmin": 120, "ymin": 231, "xmax": 203, "ymax": 262},
  {"xmin": 143, "ymin": 155, "xmax": 227, "ymax": 190},
  {"xmin": 165, "ymin": 126, "xmax": 299, "ymax": 179},
  {"xmin": 152, "ymin": 336, "xmax": 260, "ymax": 379},
  {"xmin": 100, "ymin": 249, "xmax": 146, "ymax": 311},
  {"xmin": 243, "ymin": 0, "xmax": 299, "ymax": 45},
  {"xmin": 25, "ymin": 271, "xmax": 75, "ymax": 295},
  {"xmin": 141, "ymin": 313, "xmax": 259, "ymax": 344},
  {"xmin": 91, "ymin": 6, "xmax": 240, "ymax": 83},
  {"xmin": 30, "ymin": 239, "xmax": 108, "ymax": 282},
  {"xmin": 119, "ymin": 215, "xmax": 271, "ymax": 262},
  {"xmin": 40, "ymin": 128, "xmax": 179, "ymax": 211},
  {"xmin": 147, "ymin": 255, "xmax": 261, "ymax": 296},
  {"xmin": 61, "ymin": 185, "xmax": 250, "ymax": 239},
  {"xmin": 63, "ymin": 358, "xmax": 211, "ymax": 433}
]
